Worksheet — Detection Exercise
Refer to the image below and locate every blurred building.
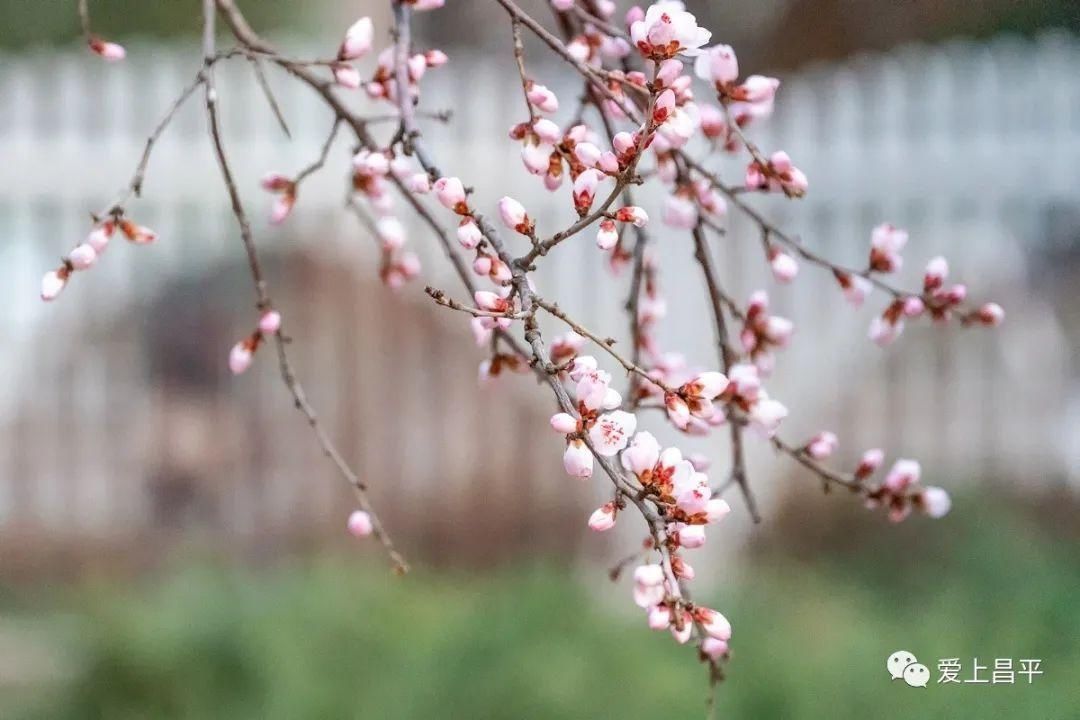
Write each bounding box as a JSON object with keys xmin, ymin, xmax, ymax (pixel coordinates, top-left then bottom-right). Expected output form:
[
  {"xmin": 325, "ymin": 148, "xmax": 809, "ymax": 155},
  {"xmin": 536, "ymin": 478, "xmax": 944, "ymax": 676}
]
[{"xmin": 0, "ymin": 29, "xmax": 1077, "ymax": 575}]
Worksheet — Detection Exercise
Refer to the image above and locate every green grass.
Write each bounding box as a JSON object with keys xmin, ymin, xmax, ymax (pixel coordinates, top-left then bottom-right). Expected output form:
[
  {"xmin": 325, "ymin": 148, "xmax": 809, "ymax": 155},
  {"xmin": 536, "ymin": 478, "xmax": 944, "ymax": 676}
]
[{"xmin": 6, "ymin": 495, "xmax": 1079, "ymax": 719}]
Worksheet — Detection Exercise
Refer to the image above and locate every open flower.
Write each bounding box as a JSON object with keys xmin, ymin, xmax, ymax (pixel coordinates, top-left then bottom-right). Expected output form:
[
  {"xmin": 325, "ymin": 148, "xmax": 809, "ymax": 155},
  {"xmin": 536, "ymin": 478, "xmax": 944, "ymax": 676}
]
[
  {"xmin": 630, "ymin": 3, "xmax": 711, "ymax": 60},
  {"xmin": 588, "ymin": 410, "xmax": 637, "ymax": 456}
]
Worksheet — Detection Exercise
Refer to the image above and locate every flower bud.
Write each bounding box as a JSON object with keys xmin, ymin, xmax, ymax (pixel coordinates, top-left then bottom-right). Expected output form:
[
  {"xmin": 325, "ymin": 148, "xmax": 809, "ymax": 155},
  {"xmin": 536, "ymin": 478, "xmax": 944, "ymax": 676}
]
[
  {"xmin": 587, "ymin": 503, "xmax": 617, "ymax": 532},
  {"xmin": 259, "ymin": 310, "xmax": 282, "ymax": 335},
  {"xmin": 347, "ymin": 510, "xmax": 373, "ymax": 537}
]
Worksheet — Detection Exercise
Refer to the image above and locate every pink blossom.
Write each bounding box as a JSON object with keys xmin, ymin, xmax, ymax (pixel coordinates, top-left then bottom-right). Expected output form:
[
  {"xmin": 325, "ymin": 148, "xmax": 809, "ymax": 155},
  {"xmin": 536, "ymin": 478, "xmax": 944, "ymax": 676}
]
[
  {"xmin": 662, "ymin": 193, "xmax": 698, "ymax": 229},
  {"xmin": 694, "ymin": 44, "xmax": 739, "ymax": 86},
  {"xmin": 474, "ymin": 290, "xmax": 510, "ymax": 313},
  {"xmin": 924, "ymin": 256, "xmax": 949, "ymax": 291},
  {"xmin": 332, "ymin": 63, "xmax": 361, "ymax": 89},
  {"xmin": 632, "ymin": 564, "xmax": 665, "ymax": 608},
  {"xmin": 433, "ymin": 177, "xmax": 468, "ymax": 214},
  {"xmin": 612, "ymin": 131, "xmax": 637, "ymax": 156},
  {"xmin": 647, "ymin": 604, "xmax": 672, "ymax": 630},
  {"xmin": 670, "ymin": 613, "xmax": 693, "ymax": 644},
  {"xmin": 672, "ymin": 556, "xmax": 695, "ymax": 580},
  {"xmin": 424, "ymin": 49, "xmax": 449, "ymax": 67},
  {"xmin": 527, "ymin": 83, "xmax": 559, "ymax": 114},
  {"xmin": 456, "ymin": 218, "xmax": 482, "ymax": 249},
  {"xmin": 652, "ymin": 89, "xmax": 676, "ymax": 124},
  {"xmin": 86, "ymin": 224, "xmax": 113, "ymax": 254},
  {"xmin": 589, "ymin": 410, "xmax": 637, "ymax": 456},
  {"xmin": 338, "ymin": 17, "xmax": 373, "ymax": 60},
  {"xmin": 699, "ymin": 104, "xmax": 727, "ymax": 139},
  {"xmin": 88, "ymin": 38, "xmax": 126, "ymax": 61},
  {"xmin": 353, "ymin": 150, "xmax": 390, "ymax": 176},
  {"xmin": 919, "ymin": 487, "xmax": 951, "ymax": 518},
  {"xmin": 532, "ymin": 118, "xmax": 562, "ymax": 144},
  {"xmin": 68, "ymin": 243, "xmax": 97, "ymax": 270},
  {"xmin": 685, "ymin": 371, "xmax": 728, "ymax": 400},
  {"xmin": 869, "ymin": 223, "xmax": 908, "ymax": 273},
  {"xmin": 622, "ymin": 431, "xmax": 661, "ymax": 476},
  {"xmin": 229, "ymin": 340, "xmax": 254, "ymax": 375},
  {"xmin": 615, "ymin": 206, "xmax": 649, "ymax": 227},
  {"xmin": 701, "ymin": 637, "xmax": 729, "ymax": 660},
  {"xmin": 655, "ymin": 58, "xmax": 684, "ymax": 88},
  {"xmin": 696, "ymin": 607, "xmax": 732, "ymax": 640},
  {"xmin": 739, "ymin": 75, "xmax": 780, "ymax": 104},
  {"xmin": 472, "ymin": 255, "xmax": 492, "ymax": 276},
  {"xmin": 588, "ymin": 503, "xmax": 617, "ymax": 532},
  {"xmin": 550, "ymin": 412, "xmax": 578, "ymax": 434},
  {"xmin": 596, "ymin": 219, "xmax": 619, "ymax": 250},
  {"xmin": 567, "ymin": 37, "xmax": 591, "ymax": 63},
  {"xmin": 943, "ymin": 284, "xmax": 967, "ymax": 304},
  {"xmin": 347, "ymin": 510, "xmax": 374, "ymax": 538},
  {"xmin": 498, "ymin": 196, "xmax": 533, "ymax": 235},
  {"xmin": 574, "ymin": 142, "xmax": 602, "ymax": 168},
  {"xmin": 974, "ymin": 302, "xmax": 1005, "ymax": 326},
  {"xmin": 748, "ymin": 396, "xmax": 787, "ymax": 437},
  {"xmin": 677, "ymin": 524, "xmax": 707, "ymax": 549},
  {"xmin": 629, "ymin": 4, "xmax": 711, "ymax": 60},
  {"xmin": 903, "ymin": 296, "xmax": 925, "ymax": 318},
  {"xmin": 665, "ymin": 392, "xmax": 691, "ymax": 429},
  {"xmin": 549, "ymin": 331, "xmax": 585, "ymax": 363},
  {"xmin": 521, "ymin": 141, "xmax": 551, "ymax": 175},
  {"xmin": 834, "ymin": 271, "xmax": 873, "ymax": 307},
  {"xmin": 410, "ymin": 0, "xmax": 446, "ymax": 11},
  {"xmin": 563, "ymin": 439, "xmax": 594, "ymax": 478},
  {"xmin": 659, "ymin": 103, "xmax": 700, "ymax": 147},
  {"xmin": 269, "ymin": 193, "xmax": 296, "ymax": 225},
  {"xmin": 260, "ymin": 172, "xmax": 292, "ymax": 192},
  {"xmin": 572, "ymin": 169, "xmax": 601, "ymax": 214},
  {"xmin": 769, "ymin": 250, "xmax": 799, "ymax": 283},
  {"xmin": 376, "ymin": 216, "xmax": 406, "ymax": 250},
  {"xmin": 407, "ymin": 173, "xmax": 431, "ymax": 194},
  {"xmin": 119, "ymin": 220, "xmax": 157, "ymax": 245},
  {"xmin": 688, "ymin": 453, "xmax": 711, "ymax": 472},
  {"xmin": 806, "ymin": 431, "xmax": 838, "ymax": 460},
  {"xmin": 705, "ymin": 498, "xmax": 731, "ymax": 524},
  {"xmin": 869, "ymin": 314, "xmax": 904, "ymax": 347},
  {"xmin": 745, "ymin": 151, "xmax": 808, "ymax": 197},
  {"xmin": 258, "ymin": 310, "xmax": 282, "ymax": 335},
  {"xmin": 855, "ymin": 448, "xmax": 884, "ymax": 480},
  {"xmin": 40, "ymin": 269, "xmax": 67, "ymax": 301},
  {"xmin": 884, "ymin": 459, "xmax": 920, "ymax": 493}
]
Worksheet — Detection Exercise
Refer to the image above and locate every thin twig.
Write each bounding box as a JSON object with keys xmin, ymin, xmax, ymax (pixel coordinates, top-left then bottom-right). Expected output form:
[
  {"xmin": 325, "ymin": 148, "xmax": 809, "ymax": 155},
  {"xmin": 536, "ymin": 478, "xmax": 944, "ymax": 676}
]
[
  {"xmin": 247, "ymin": 54, "xmax": 292, "ymax": 139},
  {"xmin": 206, "ymin": 0, "xmax": 407, "ymax": 573},
  {"xmin": 295, "ymin": 118, "xmax": 342, "ymax": 184}
]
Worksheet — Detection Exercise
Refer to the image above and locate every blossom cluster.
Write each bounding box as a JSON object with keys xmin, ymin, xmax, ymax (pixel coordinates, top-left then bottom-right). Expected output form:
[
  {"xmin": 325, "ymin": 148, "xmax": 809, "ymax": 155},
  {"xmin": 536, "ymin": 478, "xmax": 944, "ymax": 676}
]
[
  {"xmin": 40, "ymin": 216, "xmax": 156, "ymax": 302},
  {"xmin": 49, "ymin": 0, "xmax": 1007, "ymax": 688}
]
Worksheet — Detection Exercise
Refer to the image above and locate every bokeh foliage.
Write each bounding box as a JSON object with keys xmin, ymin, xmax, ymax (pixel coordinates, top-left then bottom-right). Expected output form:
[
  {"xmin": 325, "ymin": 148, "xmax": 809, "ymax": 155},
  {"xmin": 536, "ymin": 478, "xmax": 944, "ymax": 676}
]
[{"xmin": 5, "ymin": 493, "xmax": 1078, "ymax": 719}]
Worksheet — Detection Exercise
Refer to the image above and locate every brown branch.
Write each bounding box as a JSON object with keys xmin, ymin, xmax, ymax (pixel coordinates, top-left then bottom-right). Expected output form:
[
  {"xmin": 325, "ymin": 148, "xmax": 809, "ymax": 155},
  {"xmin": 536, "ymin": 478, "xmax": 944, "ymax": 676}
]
[
  {"xmin": 392, "ymin": 0, "xmax": 440, "ymax": 175},
  {"xmin": 77, "ymin": 0, "xmax": 91, "ymax": 40},
  {"xmin": 206, "ymin": 0, "xmax": 407, "ymax": 573},
  {"xmin": 534, "ymin": 297, "xmax": 677, "ymax": 396},
  {"xmin": 690, "ymin": 221, "xmax": 758, "ymax": 523},
  {"xmin": 295, "ymin": 118, "xmax": 342, "ymax": 184},
  {"xmin": 94, "ymin": 71, "xmax": 207, "ymax": 221},
  {"xmin": 425, "ymin": 286, "xmax": 529, "ymax": 320},
  {"xmin": 247, "ymin": 54, "xmax": 292, "ymax": 139}
]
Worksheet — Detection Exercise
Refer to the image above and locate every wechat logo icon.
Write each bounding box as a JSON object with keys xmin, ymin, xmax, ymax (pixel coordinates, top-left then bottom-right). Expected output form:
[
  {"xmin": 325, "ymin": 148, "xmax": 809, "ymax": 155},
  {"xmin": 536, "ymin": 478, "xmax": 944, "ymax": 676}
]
[{"xmin": 887, "ymin": 650, "xmax": 929, "ymax": 688}]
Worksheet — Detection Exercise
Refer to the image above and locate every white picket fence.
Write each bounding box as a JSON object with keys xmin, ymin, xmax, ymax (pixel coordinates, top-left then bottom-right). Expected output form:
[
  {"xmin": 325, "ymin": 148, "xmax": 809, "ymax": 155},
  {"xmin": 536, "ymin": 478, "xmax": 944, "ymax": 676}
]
[{"xmin": 0, "ymin": 31, "xmax": 1076, "ymax": 555}]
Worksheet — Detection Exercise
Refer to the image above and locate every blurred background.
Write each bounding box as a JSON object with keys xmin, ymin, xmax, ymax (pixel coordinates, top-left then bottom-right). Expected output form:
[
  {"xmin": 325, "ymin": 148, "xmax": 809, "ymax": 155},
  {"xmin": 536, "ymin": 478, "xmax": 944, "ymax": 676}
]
[{"xmin": 1, "ymin": 0, "xmax": 1078, "ymax": 717}]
